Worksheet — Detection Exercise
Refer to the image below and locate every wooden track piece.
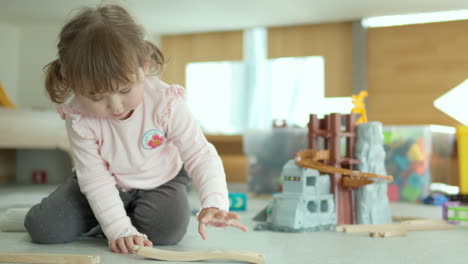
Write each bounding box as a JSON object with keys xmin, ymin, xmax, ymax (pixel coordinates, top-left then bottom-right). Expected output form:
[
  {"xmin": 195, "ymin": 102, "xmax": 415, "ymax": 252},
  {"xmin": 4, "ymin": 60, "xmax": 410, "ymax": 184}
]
[
  {"xmin": 391, "ymin": 216, "xmax": 425, "ymax": 222},
  {"xmin": 337, "ymin": 220, "xmax": 455, "ymax": 233},
  {"xmin": 369, "ymin": 230, "xmax": 408, "ymax": 238},
  {"xmin": 0, "ymin": 252, "xmax": 100, "ymax": 264},
  {"xmin": 295, "ymin": 149, "xmax": 394, "ymax": 182},
  {"xmin": 132, "ymin": 245, "xmax": 265, "ymax": 264}
]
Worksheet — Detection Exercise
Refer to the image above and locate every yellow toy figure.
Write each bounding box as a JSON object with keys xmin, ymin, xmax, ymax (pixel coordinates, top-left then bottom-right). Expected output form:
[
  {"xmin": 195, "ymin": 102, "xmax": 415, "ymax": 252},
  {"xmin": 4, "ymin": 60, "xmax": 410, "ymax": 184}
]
[
  {"xmin": 0, "ymin": 82, "xmax": 16, "ymax": 108},
  {"xmin": 351, "ymin": 90, "xmax": 368, "ymax": 125}
]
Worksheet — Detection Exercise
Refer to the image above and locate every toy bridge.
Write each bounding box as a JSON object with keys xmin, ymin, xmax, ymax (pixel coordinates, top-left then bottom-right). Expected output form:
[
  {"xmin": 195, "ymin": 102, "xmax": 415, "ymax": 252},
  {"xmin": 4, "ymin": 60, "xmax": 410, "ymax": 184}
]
[
  {"xmin": 295, "ymin": 149, "xmax": 393, "ymax": 188},
  {"xmin": 295, "ymin": 113, "xmax": 393, "ymax": 225}
]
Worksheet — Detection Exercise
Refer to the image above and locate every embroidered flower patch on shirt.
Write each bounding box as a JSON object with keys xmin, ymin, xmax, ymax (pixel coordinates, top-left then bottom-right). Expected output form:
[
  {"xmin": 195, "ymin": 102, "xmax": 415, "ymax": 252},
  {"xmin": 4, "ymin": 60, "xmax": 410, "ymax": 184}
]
[{"xmin": 142, "ymin": 129, "xmax": 165, "ymax": 150}]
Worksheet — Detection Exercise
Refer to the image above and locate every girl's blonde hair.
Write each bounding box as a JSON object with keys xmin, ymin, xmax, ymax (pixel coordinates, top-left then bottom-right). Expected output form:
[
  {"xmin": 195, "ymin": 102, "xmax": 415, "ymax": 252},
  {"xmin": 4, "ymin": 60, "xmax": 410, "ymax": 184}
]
[{"xmin": 44, "ymin": 4, "xmax": 165, "ymax": 103}]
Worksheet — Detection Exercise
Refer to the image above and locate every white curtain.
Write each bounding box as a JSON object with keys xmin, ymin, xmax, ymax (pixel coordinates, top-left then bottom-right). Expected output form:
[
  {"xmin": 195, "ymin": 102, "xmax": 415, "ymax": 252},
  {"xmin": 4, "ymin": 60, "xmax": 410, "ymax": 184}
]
[
  {"xmin": 185, "ymin": 28, "xmax": 352, "ymax": 134},
  {"xmin": 186, "ymin": 61, "xmax": 245, "ymax": 134}
]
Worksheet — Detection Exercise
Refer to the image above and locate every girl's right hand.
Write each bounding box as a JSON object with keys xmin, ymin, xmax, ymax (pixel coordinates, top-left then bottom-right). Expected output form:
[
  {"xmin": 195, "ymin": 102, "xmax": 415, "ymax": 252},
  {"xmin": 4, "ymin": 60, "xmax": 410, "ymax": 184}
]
[{"xmin": 109, "ymin": 235, "xmax": 153, "ymax": 254}]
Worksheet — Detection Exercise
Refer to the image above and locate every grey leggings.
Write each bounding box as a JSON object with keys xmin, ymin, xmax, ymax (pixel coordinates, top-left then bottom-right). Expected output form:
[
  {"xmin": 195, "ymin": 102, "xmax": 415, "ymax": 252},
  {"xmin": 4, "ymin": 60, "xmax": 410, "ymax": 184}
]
[{"xmin": 24, "ymin": 167, "xmax": 191, "ymax": 245}]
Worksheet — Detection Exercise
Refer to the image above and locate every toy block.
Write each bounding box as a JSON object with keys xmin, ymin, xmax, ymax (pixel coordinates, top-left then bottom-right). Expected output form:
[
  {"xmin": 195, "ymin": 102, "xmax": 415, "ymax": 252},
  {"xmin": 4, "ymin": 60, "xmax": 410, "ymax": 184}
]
[
  {"xmin": 387, "ymin": 184, "xmax": 399, "ymax": 201},
  {"xmin": 408, "ymin": 143, "xmax": 425, "ymax": 161},
  {"xmin": 229, "ymin": 192, "xmax": 247, "ymax": 211},
  {"xmin": 447, "ymin": 206, "xmax": 468, "ymax": 222},
  {"xmin": 407, "ymin": 173, "xmax": 423, "ymax": 188},
  {"xmin": 394, "ymin": 155, "xmax": 409, "ymax": 171},
  {"xmin": 401, "ymin": 185, "xmax": 422, "ymax": 202}
]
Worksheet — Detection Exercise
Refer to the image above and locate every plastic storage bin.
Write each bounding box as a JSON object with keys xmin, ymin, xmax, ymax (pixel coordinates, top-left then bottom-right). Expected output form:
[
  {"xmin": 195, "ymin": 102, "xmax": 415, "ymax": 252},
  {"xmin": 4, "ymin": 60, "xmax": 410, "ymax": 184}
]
[
  {"xmin": 16, "ymin": 149, "xmax": 73, "ymax": 184},
  {"xmin": 242, "ymin": 128, "xmax": 308, "ymax": 194},
  {"xmin": 383, "ymin": 125, "xmax": 457, "ymax": 202}
]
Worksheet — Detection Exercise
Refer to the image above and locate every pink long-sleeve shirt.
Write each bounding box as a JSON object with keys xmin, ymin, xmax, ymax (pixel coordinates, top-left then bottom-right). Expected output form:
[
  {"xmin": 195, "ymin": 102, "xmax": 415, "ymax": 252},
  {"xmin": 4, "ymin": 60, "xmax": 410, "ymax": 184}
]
[{"xmin": 58, "ymin": 76, "xmax": 229, "ymax": 242}]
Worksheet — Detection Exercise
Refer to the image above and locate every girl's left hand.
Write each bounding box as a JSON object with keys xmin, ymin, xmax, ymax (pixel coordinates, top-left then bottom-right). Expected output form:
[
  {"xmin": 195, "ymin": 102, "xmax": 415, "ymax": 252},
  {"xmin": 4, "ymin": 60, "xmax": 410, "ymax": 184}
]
[{"xmin": 197, "ymin": 207, "xmax": 249, "ymax": 240}]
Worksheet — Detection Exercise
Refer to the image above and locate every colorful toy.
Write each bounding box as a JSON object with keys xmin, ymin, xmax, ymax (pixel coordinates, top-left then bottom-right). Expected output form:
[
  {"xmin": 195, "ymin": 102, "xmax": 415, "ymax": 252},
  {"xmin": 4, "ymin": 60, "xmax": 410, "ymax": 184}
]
[
  {"xmin": 351, "ymin": 90, "xmax": 368, "ymax": 125},
  {"xmin": 422, "ymin": 193, "xmax": 449, "ymax": 206},
  {"xmin": 303, "ymin": 113, "xmax": 393, "ymax": 224},
  {"xmin": 254, "ymin": 160, "xmax": 337, "ymax": 232},
  {"xmin": 254, "ymin": 113, "xmax": 393, "ymax": 230},
  {"xmin": 0, "ymin": 82, "xmax": 16, "ymax": 108},
  {"xmin": 383, "ymin": 127, "xmax": 432, "ymax": 202},
  {"xmin": 229, "ymin": 192, "xmax": 247, "ymax": 211},
  {"xmin": 446, "ymin": 204, "xmax": 468, "ymax": 222},
  {"xmin": 387, "ymin": 184, "xmax": 399, "ymax": 201},
  {"xmin": 443, "ymin": 201, "xmax": 461, "ymax": 224}
]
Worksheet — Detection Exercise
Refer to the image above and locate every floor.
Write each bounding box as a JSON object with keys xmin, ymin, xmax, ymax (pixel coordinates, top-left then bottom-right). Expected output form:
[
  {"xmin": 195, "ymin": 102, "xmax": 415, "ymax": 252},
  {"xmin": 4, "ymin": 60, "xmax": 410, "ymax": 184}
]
[{"xmin": 1, "ymin": 183, "xmax": 467, "ymax": 264}]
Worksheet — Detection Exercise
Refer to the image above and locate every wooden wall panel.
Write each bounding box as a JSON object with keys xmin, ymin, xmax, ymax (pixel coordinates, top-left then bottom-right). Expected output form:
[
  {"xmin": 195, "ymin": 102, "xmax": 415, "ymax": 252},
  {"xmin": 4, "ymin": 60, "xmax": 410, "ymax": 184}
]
[
  {"xmin": 268, "ymin": 22, "xmax": 354, "ymax": 97},
  {"xmin": 160, "ymin": 24, "xmax": 353, "ymax": 183},
  {"xmin": 160, "ymin": 31, "xmax": 244, "ymax": 87},
  {"xmin": 368, "ymin": 20, "xmax": 468, "ymax": 126},
  {"xmin": 160, "ymin": 31, "xmax": 244, "ymax": 183},
  {"xmin": 206, "ymin": 135, "xmax": 247, "ymax": 183}
]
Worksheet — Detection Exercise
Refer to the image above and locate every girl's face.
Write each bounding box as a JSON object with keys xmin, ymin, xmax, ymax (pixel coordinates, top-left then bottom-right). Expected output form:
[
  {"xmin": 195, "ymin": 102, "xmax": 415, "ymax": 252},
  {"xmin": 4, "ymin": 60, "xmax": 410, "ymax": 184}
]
[{"xmin": 76, "ymin": 68, "xmax": 147, "ymax": 120}]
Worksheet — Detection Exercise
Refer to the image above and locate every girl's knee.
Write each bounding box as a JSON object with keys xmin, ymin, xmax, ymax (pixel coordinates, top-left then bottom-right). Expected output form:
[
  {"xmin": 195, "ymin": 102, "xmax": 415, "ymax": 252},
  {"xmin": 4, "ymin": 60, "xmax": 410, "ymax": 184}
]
[
  {"xmin": 134, "ymin": 213, "xmax": 189, "ymax": 245},
  {"xmin": 25, "ymin": 206, "xmax": 49, "ymax": 243},
  {"xmin": 24, "ymin": 206, "xmax": 76, "ymax": 244},
  {"xmin": 145, "ymin": 224, "xmax": 188, "ymax": 246}
]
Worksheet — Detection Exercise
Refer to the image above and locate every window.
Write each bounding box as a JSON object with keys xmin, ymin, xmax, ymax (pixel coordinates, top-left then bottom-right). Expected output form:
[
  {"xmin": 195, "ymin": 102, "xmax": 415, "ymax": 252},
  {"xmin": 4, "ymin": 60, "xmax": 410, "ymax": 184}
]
[
  {"xmin": 320, "ymin": 200, "xmax": 329, "ymax": 213},
  {"xmin": 186, "ymin": 56, "xmax": 351, "ymax": 134},
  {"xmin": 307, "ymin": 201, "xmax": 317, "ymax": 213},
  {"xmin": 306, "ymin": 176, "xmax": 316, "ymax": 186},
  {"xmin": 185, "ymin": 29, "xmax": 352, "ymax": 134},
  {"xmin": 267, "ymin": 56, "xmax": 326, "ymax": 127},
  {"xmin": 186, "ymin": 61, "xmax": 245, "ymax": 134}
]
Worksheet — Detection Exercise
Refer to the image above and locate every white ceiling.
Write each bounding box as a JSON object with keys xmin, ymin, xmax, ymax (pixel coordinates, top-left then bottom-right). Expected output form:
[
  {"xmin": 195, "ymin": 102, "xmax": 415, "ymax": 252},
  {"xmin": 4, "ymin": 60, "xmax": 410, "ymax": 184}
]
[{"xmin": 1, "ymin": 0, "xmax": 468, "ymax": 35}]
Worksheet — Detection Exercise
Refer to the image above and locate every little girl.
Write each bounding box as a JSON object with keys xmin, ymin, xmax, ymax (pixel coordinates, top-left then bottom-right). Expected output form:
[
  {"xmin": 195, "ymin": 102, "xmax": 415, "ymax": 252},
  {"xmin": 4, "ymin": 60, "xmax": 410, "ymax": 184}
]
[{"xmin": 24, "ymin": 4, "xmax": 248, "ymax": 254}]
